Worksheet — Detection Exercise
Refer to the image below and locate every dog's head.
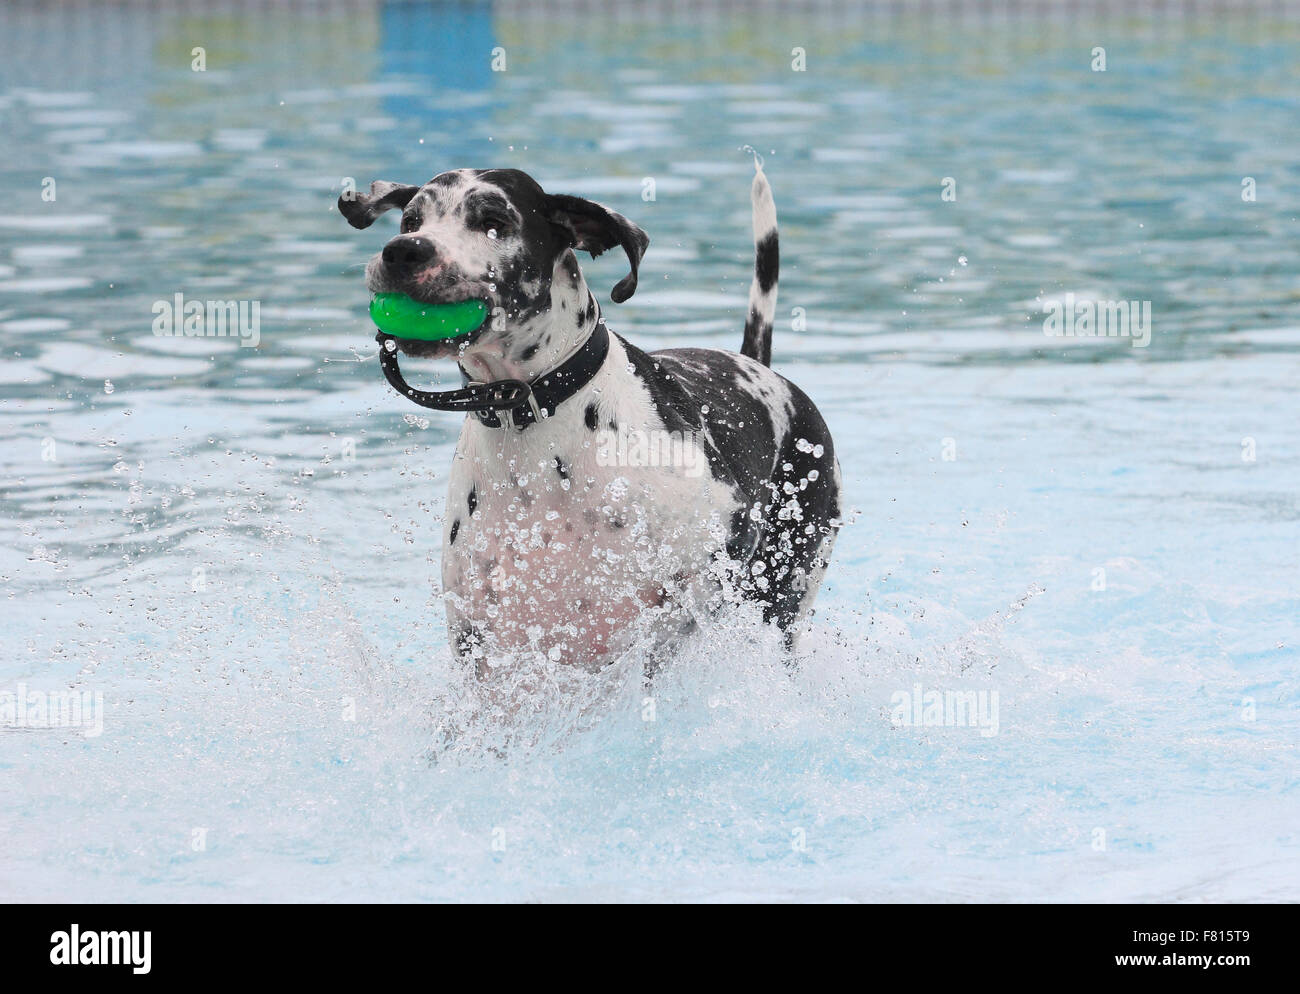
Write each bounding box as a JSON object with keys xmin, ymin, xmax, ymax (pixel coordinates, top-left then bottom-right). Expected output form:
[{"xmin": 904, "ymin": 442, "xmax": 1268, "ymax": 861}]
[{"xmin": 339, "ymin": 168, "xmax": 647, "ymax": 360}]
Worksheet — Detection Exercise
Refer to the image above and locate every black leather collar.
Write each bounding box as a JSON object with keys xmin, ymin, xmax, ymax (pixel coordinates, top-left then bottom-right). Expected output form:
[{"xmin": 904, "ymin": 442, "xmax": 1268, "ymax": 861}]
[{"xmin": 374, "ymin": 316, "xmax": 609, "ymax": 432}]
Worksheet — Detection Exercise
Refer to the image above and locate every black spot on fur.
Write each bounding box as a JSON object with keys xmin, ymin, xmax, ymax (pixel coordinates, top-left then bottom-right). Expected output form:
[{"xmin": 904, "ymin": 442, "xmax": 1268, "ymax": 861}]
[
  {"xmin": 554, "ymin": 456, "xmax": 569, "ymax": 481},
  {"xmin": 584, "ymin": 403, "xmax": 598, "ymax": 430},
  {"xmin": 450, "ymin": 519, "xmax": 460, "ymax": 544},
  {"xmin": 519, "ymin": 342, "xmax": 540, "ymax": 361},
  {"xmin": 467, "ymin": 486, "xmax": 477, "ymax": 516},
  {"xmin": 754, "ymin": 231, "xmax": 779, "ymax": 293},
  {"xmin": 741, "ymin": 308, "xmax": 773, "ymax": 367},
  {"xmin": 452, "ymin": 622, "xmax": 478, "ymax": 659}
]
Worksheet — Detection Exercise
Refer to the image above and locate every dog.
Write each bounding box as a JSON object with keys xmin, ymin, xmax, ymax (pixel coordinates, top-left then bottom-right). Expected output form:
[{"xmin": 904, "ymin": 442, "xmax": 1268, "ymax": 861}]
[{"xmin": 339, "ymin": 163, "xmax": 841, "ymax": 672}]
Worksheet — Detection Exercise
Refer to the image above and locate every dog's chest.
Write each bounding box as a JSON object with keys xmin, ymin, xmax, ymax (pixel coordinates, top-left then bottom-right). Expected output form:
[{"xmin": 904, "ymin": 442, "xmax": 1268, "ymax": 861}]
[{"xmin": 440, "ymin": 420, "xmax": 735, "ymax": 662}]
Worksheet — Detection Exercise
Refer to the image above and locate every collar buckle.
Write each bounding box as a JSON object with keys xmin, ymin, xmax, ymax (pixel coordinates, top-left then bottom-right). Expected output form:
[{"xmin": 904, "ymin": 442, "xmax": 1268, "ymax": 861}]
[{"xmin": 474, "ymin": 380, "xmax": 543, "ymax": 430}]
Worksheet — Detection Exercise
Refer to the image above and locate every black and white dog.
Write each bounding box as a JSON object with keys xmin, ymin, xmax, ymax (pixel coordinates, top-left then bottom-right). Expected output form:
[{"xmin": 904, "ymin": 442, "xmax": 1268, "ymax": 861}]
[{"xmin": 339, "ymin": 163, "xmax": 840, "ymax": 672}]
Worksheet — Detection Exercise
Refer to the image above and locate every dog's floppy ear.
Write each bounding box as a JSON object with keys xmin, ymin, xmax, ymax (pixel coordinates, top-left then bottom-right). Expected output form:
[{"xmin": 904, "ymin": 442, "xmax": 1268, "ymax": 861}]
[
  {"xmin": 546, "ymin": 195, "xmax": 649, "ymax": 303},
  {"xmin": 338, "ymin": 180, "xmax": 420, "ymax": 230}
]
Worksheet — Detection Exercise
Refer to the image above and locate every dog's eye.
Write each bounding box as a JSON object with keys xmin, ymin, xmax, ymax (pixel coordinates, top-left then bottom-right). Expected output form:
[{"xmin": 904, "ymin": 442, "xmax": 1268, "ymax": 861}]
[
  {"xmin": 400, "ymin": 213, "xmax": 421, "ymax": 234},
  {"xmin": 473, "ymin": 214, "xmax": 510, "ymax": 237}
]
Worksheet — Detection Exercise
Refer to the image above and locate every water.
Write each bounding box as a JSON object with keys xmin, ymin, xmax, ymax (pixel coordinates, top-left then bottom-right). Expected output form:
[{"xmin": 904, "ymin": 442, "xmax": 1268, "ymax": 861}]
[{"xmin": 2, "ymin": 2, "xmax": 1298, "ymax": 901}]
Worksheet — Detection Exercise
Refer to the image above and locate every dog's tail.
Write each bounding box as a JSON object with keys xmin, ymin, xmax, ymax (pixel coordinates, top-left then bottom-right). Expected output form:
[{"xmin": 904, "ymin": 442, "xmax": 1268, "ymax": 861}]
[{"xmin": 740, "ymin": 154, "xmax": 778, "ymax": 367}]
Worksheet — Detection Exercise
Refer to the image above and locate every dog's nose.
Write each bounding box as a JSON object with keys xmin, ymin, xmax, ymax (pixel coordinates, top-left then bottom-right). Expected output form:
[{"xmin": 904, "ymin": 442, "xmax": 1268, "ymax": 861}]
[{"xmin": 382, "ymin": 235, "xmax": 437, "ymax": 272}]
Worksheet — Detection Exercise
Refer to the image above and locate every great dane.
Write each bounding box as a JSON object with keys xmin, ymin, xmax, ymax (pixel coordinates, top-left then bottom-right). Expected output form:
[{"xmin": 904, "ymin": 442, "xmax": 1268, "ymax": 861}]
[{"xmin": 339, "ymin": 162, "xmax": 841, "ymax": 673}]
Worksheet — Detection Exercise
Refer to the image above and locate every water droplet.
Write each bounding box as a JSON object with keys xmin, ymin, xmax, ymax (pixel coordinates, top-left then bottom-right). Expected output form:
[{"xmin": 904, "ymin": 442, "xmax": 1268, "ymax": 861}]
[
  {"xmin": 384, "ymin": 339, "xmax": 396, "ymax": 352},
  {"xmin": 487, "ymin": 228, "xmax": 498, "ymax": 240},
  {"xmin": 103, "ymin": 379, "xmax": 114, "ymax": 394},
  {"xmin": 958, "ymin": 255, "xmax": 968, "ymax": 266}
]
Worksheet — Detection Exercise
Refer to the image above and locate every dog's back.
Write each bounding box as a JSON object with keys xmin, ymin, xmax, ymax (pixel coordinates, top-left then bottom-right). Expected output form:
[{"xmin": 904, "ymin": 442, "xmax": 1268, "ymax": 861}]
[{"xmin": 638, "ymin": 342, "xmax": 841, "ymax": 642}]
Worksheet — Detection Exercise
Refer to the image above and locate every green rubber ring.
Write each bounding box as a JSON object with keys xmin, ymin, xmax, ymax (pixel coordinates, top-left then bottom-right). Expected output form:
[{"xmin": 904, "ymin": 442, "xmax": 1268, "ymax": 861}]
[{"xmin": 369, "ymin": 294, "xmax": 488, "ymax": 341}]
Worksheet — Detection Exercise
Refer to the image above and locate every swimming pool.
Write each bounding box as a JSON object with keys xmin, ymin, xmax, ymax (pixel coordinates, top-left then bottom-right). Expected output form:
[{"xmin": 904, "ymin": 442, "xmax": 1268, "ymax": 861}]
[{"xmin": 1, "ymin": 1, "xmax": 1297, "ymax": 901}]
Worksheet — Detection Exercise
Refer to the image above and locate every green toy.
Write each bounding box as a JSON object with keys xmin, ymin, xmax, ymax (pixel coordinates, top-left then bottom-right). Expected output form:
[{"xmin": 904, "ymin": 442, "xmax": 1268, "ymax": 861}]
[{"xmin": 369, "ymin": 293, "xmax": 488, "ymax": 341}]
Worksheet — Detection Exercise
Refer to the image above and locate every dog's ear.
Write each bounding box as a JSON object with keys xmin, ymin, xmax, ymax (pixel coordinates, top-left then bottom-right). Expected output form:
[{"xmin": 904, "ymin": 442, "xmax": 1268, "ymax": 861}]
[
  {"xmin": 545, "ymin": 195, "xmax": 649, "ymax": 303},
  {"xmin": 338, "ymin": 180, "xmax": 420, "ymax": 230}
]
